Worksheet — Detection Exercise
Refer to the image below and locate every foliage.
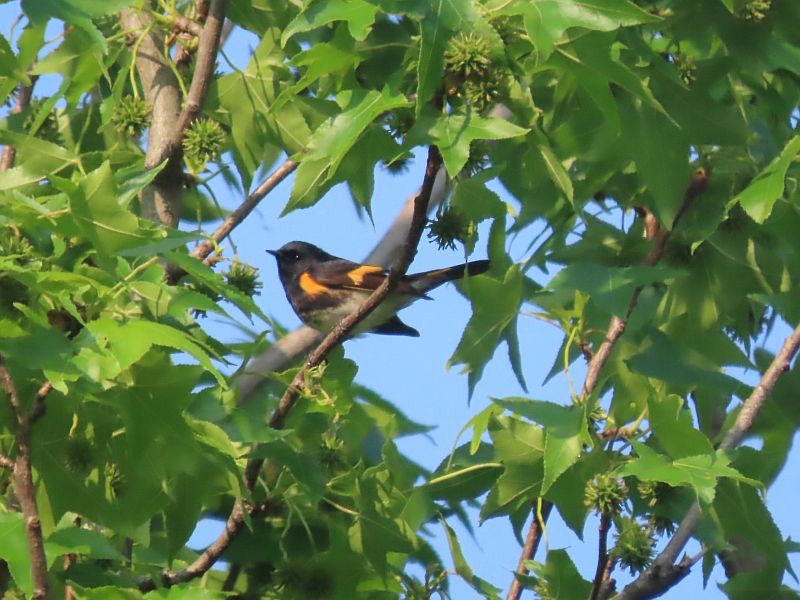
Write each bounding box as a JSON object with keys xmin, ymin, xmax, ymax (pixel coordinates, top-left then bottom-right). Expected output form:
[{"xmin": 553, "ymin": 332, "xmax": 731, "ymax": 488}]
[{"xmin": 0, "ymin": 0, "xmax": 799, "ymax": 598}]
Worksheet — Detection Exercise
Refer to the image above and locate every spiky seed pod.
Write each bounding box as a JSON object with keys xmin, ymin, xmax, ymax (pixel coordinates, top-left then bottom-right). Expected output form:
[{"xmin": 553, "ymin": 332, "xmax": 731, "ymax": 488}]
[
  {"xmin": 740, "ymin": 0, "xmax": 771, "ymax": 21},
  {"xmin": 612, "ymin": 516, "xmax": 655, "ymax": 574},
  {"xmin": 182, "ymin": 118, "xmax": 226, "ymax": 173},
  {"xmin": 427, "ymin": 206, "xmax": 472, "ymax": 251},
  {"xmin": 225, "ymin": 261, "xmax": 262, "ymax": 298},
  {"xmin": 64, "ymin": 438, "xmax": 95, "ymax": 475},
  {"xmin": 584, "ymin": 474, "xmax": 628, "ymax": 516},
  {"xmin": 673, "ymin": 52, "xmax": 697, "ymax": 86},
  {"xmin": 23, "ymin": 99, "xmax": 61, "ymax": 142},
  {"xmin": 112, "ymin": 95, "xmax": 152, "ymax": 138}
]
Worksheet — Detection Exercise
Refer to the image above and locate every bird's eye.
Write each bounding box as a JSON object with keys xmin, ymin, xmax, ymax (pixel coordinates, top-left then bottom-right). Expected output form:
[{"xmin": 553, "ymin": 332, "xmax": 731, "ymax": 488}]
[{"xmin": 292, "ymin": 253, "xmax": 300, "ymax": 260}]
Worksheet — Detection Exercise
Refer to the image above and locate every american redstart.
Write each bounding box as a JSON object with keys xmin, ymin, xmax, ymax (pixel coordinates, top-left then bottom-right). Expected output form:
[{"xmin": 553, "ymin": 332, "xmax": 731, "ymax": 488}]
[{"xmin": 267, "ymin": 241, "xmax": 490, "ymax": 337}]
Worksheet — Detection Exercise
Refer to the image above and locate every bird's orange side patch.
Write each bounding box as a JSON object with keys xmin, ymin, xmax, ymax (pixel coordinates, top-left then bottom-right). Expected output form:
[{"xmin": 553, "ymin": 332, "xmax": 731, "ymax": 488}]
[
  {"xmin": 347, "ymin": 265, "xmax": 384, "ymax": 285},
  {"xmin": 299, "ymin": 272, "xmax": 329, "ymax": 297}
]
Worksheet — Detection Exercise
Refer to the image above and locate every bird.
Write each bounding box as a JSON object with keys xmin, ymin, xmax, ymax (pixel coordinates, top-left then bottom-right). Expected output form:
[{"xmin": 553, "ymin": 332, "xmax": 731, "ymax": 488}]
[{"xmin": 267, "ymin": 241, "xmax": 490, "ymax": 337}]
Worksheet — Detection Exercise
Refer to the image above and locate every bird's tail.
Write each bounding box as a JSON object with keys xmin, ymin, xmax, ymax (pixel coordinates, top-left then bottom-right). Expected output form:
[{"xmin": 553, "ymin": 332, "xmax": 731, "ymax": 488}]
[{"xmin": 409, "ymin": 259, "xmax": 491, "ymax": 293}]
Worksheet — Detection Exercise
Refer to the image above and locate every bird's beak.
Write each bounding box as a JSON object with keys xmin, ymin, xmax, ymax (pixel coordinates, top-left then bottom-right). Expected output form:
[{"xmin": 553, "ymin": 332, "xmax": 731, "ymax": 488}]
[{"xmin": 266, "ymin": 249, "xmax": 278, "ymax": 257}]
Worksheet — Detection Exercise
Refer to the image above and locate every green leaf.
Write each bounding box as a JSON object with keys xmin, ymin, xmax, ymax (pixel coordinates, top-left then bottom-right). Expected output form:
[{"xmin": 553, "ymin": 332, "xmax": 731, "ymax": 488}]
[
  {"xmin": 625, "ymin": 329, "xmax": 744, "ymax": 395},
  {"xmin": 165, "ymin": 251, "xmax": 269, "ymax": 322},
  {"xmin": 618, "ymin": 442, "xmax": 761, "ymax": 504},
  {"xmin": 548, "ymin": 263, "xmax": 683, "ymax": 317},
  {"xmin": 422, "ymin": 463, "xmax": 504, "ymax": 502},
  {"xmin": 68, "ymin": 585, "xmax": 144, "ymax": 599},
  {"xmin": 619, "ymin": 96, "xmax": 689, "ymax": 225},
  {"xmin": 734, "ymin": 134, "xmax": 800, "ymax": 223},
  {"xmin": 501, "ymin": 0, "xmax": 658, "ymax": 61},
  {"xmin": 546, "ymin": 450, "xmax": 611, "ymax": 537},
  {"xmin": 441, "ymin": 519, "xmax": 502, "ymax": 599},
  {"xmin": 281, "ymin": 0, "xmax": 380, "ymax": 45},
  {"xmin": 0, "ymin": 34, "xmax": 31, "ymax": 100},
  {"xmin": 648, "ymin": 394, "xmax": 713, "ymax": 459},
  {"xmin": 286, "ymin": 27, "xmax": 360, "ymax": 99},
  {"xmin": 0, "ymin": 512, "xmax": 33, "ymax": 596},
  {"xmin": 115, "ymin": 229, "xmax": 204, "ymax": 258},
  {"xmin": 410, "ymin": 112, "xmax": 530, "ymax": 177},
  {"xmin": 254, "ymin": 441, "xmax": 328, "ymax": 504},
  {"xmin": 492, "ymin": 398, "xmax": 590, "ymax": 494},
  {"xmin": 146, "ymin": 586, "xmax": 230, "ymax": 599},
  {"xmin": 285, "ymin": 87, "xmax": 410, "ymax": 212},
  {"xmin": 534, "ymin": 130, "xmax": 573, "ymax": 204},
  {"xmin": 455, "ymin": 403, "xmax": 504, "ymax": 455},
  {"xmin": 87, "ymin": 318, "xmax": 226, "ymax": 386},
  {"xmin": 714, "ymin": 479, "xmax": 788, "ymax": 586},
  {"xmin": 529, "ymin": 548, "xmax": 592, "ymax": 600},
  {"xmin": 115, "ymin": 160, "xmax": 169, "ymax": 209},
  {"xmin": 449, "ymin": 265, "xmax": 524, "ymax": 395},
  {"xmin": 0, "ymin": 130, "xmax": 78, "ymax": 191},
  {"xmin": 21, "ymin": 0, "xmax": 132, "ymax": 52},
  {"xmin": 416, "ymin": 0, "xmax": 479, "ymax": 113},
  {"xmin": 481, "ymin": 416, "xmax": 545, "ymax": 521},
  {"xmin": 349, "ymin": 476, "xmax": 416, "ymax": 575},
  {"xmin": 46, "ymin": 527, "xmax": 123, "ymax": 563},
  {"xmin": 61, "ymin": 162, "xmax": 152, "ymax": 267}
]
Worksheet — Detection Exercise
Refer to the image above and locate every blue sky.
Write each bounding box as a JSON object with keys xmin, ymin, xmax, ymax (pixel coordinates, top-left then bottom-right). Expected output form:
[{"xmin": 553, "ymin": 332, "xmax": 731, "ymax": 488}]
[{"xmin": 1, "ymin": 4, "xmax": 797, "ymax": 597}]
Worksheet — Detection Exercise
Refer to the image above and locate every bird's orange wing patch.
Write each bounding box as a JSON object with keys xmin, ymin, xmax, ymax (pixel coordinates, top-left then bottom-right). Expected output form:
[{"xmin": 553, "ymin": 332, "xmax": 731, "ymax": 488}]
[
  {"xmin": 346, "ymin": 265, "xmax": 385, "ymax": 286},
  {"xmin": 299, "ymin": 272, "xmax": 329, "ymax": 297}
]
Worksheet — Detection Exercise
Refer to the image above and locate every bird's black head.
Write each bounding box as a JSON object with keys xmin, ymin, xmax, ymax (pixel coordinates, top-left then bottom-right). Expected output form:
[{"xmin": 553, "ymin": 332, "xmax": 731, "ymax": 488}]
[{"xmin": 267, "ymin": 241, "xmax": 337, "ymax": 284}]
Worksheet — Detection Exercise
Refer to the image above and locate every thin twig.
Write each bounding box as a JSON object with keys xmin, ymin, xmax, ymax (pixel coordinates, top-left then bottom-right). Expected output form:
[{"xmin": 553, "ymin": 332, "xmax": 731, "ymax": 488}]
[
  {"xmin": 168, "ymin": 13, "xmax": 203, "ymax": 37},
  {"xmin": 165, "ymin": 0, "xmax": 228, "ymax": 163},
  {"xmin": 582, "ymin": 167, "xmax": 708, "ymax": 399},
  {"xmin": 506, "ymin": 502, "xmax": 552, "ymax": 600},
  {"xmin": 597, "ymin": 556, "xmax": 619, "ymax": 600},
  {"xmin": 590, "ymin": 513, "xmax": 613, "ymax": 600},
  {"xmin": 0, "ymin": 358, "xmax": 49, "ymax": 599},
  {"xmin": 614, "ymin": 322, "xmax": 800, "ymax": 600},
  {"xmin": 190, "ymin": 159, "xmax": 298, "ymax": 262},
  {"xmin": 139, "ymin": 146, "xmax": 443, "ymax": 590},
  {"xmin": 1, "ymin": 78, "xmax": 37, "ymax": 171},
  {"xmin": 221, "ymin": 563, "xmax": 241, "ymax": 592},
  {"xmin": 120, "ymin": 8, "xmax": 183, "ymax": 225},
  {"xmin": 165, "ymin": 159, "xmax": 298, "ymax": 283}
]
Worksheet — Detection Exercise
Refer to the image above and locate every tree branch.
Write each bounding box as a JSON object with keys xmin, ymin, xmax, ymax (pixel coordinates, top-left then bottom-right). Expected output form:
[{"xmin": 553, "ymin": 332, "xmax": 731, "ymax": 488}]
[
  {"xmin": 507, "ymin": 169, "xmax": 710, "ymax": 596},
  {"xmin": 120, "ymin": 0, "xmax": 227, "ymax": 227},
  {"xmin": 614, "ymin": 321, "xmax": 800, "ymax": 600},
  {"xmin": 590, "ymin": 513, "xmax": 613, "ymax": 600},
  {"xmin": 506, "ymin": 501, "xmax": 552, "ymax": 600},
  {"xmin": 165, "ymin": 13, "xmax": 203, "ymax": 37},
  {"xmin": 165, "ymin": 0, "xmax": 228, "ymax": 162},
  {"xmin": 120, "ymin": 7, "xmax": 183, "ymax": 226},
  {"xmin": 582, "ymin": 167, "xmax": 708, "ymax": 399},
  {"xmin": 0, "ymin": 358, "xmax": 49, "ymax": 599},
  {"xmin": 139, "ymin": 146, "xmax": 443, "ymax": 590}
]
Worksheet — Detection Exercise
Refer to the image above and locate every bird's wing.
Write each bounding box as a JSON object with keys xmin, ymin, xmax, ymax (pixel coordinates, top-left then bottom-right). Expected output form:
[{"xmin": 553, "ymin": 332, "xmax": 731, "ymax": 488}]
[{"xmin": 309, "ymin": 260, "xmax": 425, "ymax": 297}]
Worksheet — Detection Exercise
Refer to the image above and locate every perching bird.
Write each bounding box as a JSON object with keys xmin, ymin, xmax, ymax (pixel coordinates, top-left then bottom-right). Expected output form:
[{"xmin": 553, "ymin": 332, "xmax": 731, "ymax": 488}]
[{"xmin": 267, "ymin": 241, "xmax": 490, "ymax": 337}]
